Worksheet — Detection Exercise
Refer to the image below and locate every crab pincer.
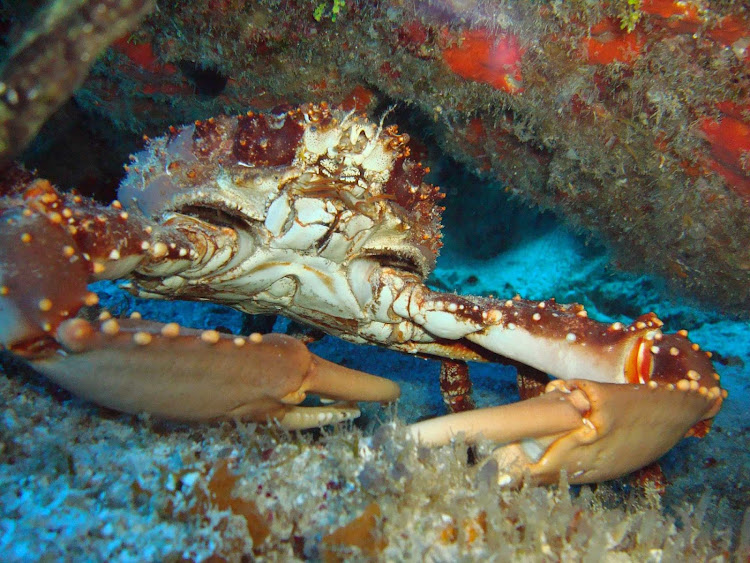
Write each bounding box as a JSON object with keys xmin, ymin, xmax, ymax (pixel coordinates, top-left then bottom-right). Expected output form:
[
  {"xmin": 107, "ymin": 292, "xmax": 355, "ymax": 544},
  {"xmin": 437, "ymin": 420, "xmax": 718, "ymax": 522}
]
[
  {"xmin": 408, "ymin": 332, "xmax": 724, "ymax": 486},
  {"xmin": 31, "ymin": 318, "xmax": 399, "ymax": 429}
]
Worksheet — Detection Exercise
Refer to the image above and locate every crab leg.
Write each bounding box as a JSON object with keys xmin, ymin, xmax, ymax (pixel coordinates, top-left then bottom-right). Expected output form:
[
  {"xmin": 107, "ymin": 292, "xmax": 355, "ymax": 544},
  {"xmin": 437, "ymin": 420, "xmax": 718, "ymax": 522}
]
[
  {"xmin": 409, "ymin": 376, "xmax": 723, "ymax": 486},
  {"xmin": 386, "ymin": 280, "xmax": 717, "ymax": 392},
  {"xmin": 0, "ymin": 176, "xmax": 197, "ymax": 350},
  {"xmin": 366, "ymin": 275, "xmax": 725, "ymax": 484},
  {"xmin": 0, "ymin": 177, "xmax": 399, "ymax": 427},
  {"xmin": 32, "ymin": 318, "xmax": 399, "ymax": 428},
  {"xmin": 403, "ymin": 287, "xmax": 726, "ymax": 485}
]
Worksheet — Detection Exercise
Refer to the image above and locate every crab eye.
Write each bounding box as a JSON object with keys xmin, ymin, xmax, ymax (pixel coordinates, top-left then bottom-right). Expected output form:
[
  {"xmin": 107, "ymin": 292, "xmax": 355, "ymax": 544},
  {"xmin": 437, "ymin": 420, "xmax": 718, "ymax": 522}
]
[
  {"xmin": 177, "ymin": 205, "xmax": 251, "ymax": 231},
  {"xmin": 365, "ymin": 252, "xmax": 422, "ymax": 276}
]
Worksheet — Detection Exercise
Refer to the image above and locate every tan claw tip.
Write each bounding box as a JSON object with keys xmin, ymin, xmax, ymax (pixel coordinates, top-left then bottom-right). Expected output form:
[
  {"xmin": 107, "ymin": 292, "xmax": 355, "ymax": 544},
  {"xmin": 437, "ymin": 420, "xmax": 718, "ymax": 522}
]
[{"xmin": 278, "ymin": 404, "xmax": 361, "ymax": 430}]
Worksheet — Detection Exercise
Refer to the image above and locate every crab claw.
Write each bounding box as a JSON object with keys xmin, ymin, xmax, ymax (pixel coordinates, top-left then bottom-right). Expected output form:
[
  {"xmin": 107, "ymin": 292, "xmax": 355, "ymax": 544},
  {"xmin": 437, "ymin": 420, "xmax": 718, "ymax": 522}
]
[
  {"xmin": 409, "ymin": 367, "xmax": 724, "ymax": 486},
  {"xmin": 31, "ymin": 318, "xmax": 400, "ymax": 429}
]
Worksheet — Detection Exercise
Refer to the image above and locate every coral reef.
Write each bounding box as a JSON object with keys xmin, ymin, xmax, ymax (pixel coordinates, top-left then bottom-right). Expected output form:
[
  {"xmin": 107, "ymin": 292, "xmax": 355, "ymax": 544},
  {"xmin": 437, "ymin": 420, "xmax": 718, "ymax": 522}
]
[
  {"xmin": 0, "ymin": 343, "xmax": 747, "ymax": 560},
  {"xmin": 8, "ymin": 0, "xmax": 747, "ymax": 311}
]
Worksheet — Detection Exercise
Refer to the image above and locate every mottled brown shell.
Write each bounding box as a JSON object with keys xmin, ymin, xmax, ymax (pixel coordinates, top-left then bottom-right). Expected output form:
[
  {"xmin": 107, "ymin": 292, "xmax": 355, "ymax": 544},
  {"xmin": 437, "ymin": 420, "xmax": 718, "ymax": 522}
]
[{"xmin": 118, "ymin": 103, "xmax": 445, "ymax": 274}]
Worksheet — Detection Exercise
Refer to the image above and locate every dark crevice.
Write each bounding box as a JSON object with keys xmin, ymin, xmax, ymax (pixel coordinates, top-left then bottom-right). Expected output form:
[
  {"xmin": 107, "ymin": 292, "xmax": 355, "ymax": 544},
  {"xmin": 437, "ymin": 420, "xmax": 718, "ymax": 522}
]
[{"xmin": 178, "ymin": 61, "xmax": 228, "ymax": 97}]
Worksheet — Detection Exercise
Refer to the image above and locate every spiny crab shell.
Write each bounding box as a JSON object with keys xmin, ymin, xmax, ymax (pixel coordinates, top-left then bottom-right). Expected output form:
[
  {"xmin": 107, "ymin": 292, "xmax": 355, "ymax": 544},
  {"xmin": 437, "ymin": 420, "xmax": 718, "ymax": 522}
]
[
  {"xmin": 0, "ymin": 102, "xmax": 726, "ymax": 486},
  {"xmin": 116, "ymin": 103, "xmax": 444, "ymax": 346}
]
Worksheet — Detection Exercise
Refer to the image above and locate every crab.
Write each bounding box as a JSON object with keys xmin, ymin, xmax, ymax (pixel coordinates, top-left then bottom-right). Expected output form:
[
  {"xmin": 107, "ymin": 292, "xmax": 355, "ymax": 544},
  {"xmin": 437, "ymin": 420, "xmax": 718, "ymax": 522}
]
[{"xmin": 0, "ymin": 103, "xmax": 725, "ymax": 486}]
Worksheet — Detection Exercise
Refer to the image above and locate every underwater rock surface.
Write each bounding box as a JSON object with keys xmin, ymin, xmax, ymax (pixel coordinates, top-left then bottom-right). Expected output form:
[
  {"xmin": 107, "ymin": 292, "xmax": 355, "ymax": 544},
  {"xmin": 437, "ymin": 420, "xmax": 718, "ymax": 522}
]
[{"xmin": 16, "ymin": 0, "xmax": 750, "ymax": 310}]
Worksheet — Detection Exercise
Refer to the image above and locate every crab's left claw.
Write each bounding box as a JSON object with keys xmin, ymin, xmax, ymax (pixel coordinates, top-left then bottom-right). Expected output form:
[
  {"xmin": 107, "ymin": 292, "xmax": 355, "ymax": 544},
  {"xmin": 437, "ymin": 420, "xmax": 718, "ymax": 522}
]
[
  {"xmin": 408, "ymin": 334, "xmax": 725, "ymax": 486},
  {"xmin": 30, "ymin": 318, "xmax": 400, "ymax": 429}
]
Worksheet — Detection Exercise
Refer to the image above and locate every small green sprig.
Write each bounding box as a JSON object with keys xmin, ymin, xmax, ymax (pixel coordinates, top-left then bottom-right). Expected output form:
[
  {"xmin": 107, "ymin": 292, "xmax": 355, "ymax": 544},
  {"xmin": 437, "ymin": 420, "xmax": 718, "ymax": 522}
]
[
  {"xmin": 313, "ymin": 0, "xmax": 346, "ymax": 22},
  {"xmin": 619, "ymin": 0, "xmax": 643, "ymax": 33}
]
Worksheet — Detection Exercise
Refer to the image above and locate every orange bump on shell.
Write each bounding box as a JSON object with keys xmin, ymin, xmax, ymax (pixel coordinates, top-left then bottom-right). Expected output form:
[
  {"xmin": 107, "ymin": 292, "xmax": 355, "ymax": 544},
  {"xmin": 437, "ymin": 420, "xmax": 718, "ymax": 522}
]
[
  {"xmin": 161, "ymin": 323, "xmax": 180, "ymax": 338},
  {"xmin": 129, "ymin": 311, "xmax": 142, "ymax": 319},
  {"xmin": 151, "ymin": 242, "xmax": 168, "ymax": 258},
  {"xmin": 200, "ymin": 330, "xmax": 221, "ymax": 344},
  {"xmin": 68, "ymin": 319, "xmax": 95, "ymax": 342},
  {"xmin": 133, "ymin": 332, "xmax": 152, "ymax": 345},
  {"xmin": 84, "ymin": 292, "xmax": 99, "ymax": 306},
  {"xmin": 38, "ymin": 298, "xmax": 53, "ymax": 312},
  {"xmin": 249, "ymin": 332, "xmax": 263, "ymax": 344},
  {"xmin": 101, "ymin": 319, "xmax": 120, "ymax": 335}
]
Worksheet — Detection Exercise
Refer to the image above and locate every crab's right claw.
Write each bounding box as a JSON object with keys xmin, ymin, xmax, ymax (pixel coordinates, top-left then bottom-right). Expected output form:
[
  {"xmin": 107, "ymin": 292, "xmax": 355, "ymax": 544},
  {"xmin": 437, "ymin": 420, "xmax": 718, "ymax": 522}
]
[{"xmin": 408, "ymin": 375, "xmax": 723, "ymax": 486}]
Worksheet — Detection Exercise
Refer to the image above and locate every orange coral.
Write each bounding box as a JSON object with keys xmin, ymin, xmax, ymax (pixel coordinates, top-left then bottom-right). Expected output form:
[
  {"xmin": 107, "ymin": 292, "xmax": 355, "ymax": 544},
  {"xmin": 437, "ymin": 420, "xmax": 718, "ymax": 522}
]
[
  {"xmin": 441, "ymin": 30, "xmax": 524, "ymax": 93},
  {"xmin": 207, "ymin": 460, "xmax": 271, "ymax": 546},
  {"xmin": 641, "ymin": 0, "xmax": 702, "ymax": 34},
  {"xmin": 320, "ymin": 503, "xmax": 386, "ymax": 562},
  {"xmin": 699, "ymin": 102, "xmax": 750, "ymax": 201},
  {"xmin": 112, "ymin": 38, "xmax": 178, "ymax": 75},
  {"xmin": 582, "ymin": 19, "xmax": 644, "ymax": 65},
  {"xmin": 340, "ymin": 85, "xmax": 375, "ymax": 112}
]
